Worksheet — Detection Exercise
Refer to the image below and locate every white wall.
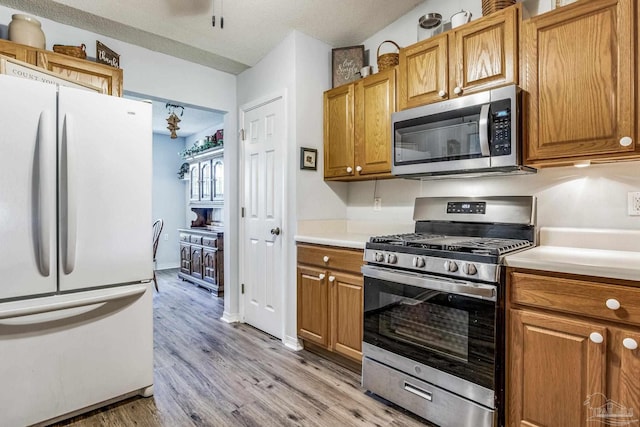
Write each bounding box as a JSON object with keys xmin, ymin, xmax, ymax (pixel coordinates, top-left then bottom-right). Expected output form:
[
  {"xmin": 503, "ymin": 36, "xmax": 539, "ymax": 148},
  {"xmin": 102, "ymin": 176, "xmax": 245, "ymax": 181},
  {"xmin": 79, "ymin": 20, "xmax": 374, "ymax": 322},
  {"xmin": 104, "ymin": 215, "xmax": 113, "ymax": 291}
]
[{"xmin": 152, "ymin": 134, "xmax": 187, "ymax": 269}]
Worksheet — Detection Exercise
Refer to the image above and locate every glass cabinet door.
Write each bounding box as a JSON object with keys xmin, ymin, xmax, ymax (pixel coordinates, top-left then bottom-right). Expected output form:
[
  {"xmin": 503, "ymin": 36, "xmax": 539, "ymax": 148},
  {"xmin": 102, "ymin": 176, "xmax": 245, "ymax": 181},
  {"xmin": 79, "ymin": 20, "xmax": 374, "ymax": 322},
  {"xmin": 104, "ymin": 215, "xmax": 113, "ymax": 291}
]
[
  {"xmin": 189, "ymin": 163, "xmax": 200, "ymax": 201},
  {"xmin": 213, "ymin": 159, "xmax": 224, "ymax": 200},
  {"xmin": 200, "ymin": 160, "xmax": 212, "ymax": 201}
]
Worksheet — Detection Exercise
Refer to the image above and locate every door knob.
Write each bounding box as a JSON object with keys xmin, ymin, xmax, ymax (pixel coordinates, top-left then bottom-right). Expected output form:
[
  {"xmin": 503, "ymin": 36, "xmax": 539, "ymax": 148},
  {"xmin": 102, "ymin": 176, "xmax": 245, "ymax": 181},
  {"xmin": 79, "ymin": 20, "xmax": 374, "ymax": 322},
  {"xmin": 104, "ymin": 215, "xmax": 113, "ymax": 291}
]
[{"xmin": 270, "ymin": 227, "xmax": 281, "ymax": 236}]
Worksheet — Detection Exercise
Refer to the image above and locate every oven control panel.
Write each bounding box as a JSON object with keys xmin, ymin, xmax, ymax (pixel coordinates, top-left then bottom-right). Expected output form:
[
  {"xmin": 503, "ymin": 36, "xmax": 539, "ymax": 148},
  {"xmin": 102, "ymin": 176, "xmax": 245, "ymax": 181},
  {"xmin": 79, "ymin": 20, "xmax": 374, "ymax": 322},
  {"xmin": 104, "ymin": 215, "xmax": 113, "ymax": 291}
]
[{"xmin": 364, "ymin": 250, "xmax": 498, "ymax": 283}]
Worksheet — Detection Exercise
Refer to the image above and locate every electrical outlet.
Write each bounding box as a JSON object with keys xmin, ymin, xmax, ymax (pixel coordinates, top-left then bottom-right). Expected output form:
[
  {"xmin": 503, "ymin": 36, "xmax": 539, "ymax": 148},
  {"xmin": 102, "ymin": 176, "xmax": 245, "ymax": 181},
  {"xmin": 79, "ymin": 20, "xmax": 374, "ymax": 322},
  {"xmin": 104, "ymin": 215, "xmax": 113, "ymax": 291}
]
[
  {"xmin": 629, "ymin": 192, "xmax": 640, "ymax": 216},
  {"xmin": 374, "ymin": 197, "xmax": 382, "ymax": 211},
  {"xmin": 164, "ymin": 233, "xmax": 169, "ymax": 241}
]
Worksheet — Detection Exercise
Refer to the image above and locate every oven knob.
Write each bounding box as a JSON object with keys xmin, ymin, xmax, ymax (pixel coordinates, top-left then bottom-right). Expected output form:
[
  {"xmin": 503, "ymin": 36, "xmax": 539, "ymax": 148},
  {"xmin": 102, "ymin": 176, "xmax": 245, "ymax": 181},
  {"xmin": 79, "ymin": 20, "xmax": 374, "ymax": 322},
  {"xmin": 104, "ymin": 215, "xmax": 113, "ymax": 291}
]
[
  {"xmin": 374, "ymin": 252, "xmax": 384, "ymax": 262},
  {"xmin": 387, "ymin": 253, "xmax": 398, "ymax": 264},
  {"xmin": 463, "ymin": 263, "xmax": 478, "ymax": 275},
  {"xmin": 444, "ymin": 260, "xmax": 458, "ymax": 272},
  {"xmin": 413, "ymin": 257, "xmax": 426, "ymax": 268}
]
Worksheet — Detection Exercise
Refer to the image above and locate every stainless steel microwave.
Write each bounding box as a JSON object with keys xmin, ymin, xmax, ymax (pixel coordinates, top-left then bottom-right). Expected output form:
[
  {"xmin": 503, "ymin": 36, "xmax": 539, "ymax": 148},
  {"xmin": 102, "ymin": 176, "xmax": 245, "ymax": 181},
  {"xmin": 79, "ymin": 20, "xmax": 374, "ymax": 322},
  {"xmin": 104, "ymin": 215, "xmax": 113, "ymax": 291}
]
[{"xmin": 391, "ymin": 85, "xmax": 535, "ymax": 178}]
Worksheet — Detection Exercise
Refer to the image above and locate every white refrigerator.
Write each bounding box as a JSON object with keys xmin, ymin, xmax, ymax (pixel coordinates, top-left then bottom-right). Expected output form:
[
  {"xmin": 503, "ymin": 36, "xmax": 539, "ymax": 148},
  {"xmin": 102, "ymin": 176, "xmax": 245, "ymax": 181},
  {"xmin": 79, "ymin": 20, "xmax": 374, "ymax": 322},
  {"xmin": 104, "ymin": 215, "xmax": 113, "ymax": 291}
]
[{"xmin": 0, "ymin": 75, "xmax": 154, "ymax": 427}]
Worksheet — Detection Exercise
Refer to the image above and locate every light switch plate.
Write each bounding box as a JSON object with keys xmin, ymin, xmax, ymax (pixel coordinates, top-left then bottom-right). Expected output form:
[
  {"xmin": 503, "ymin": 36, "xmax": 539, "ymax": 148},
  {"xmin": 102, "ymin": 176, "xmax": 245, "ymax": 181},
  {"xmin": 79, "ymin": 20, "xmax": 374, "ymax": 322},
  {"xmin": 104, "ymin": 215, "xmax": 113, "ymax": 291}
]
[
  {"xmin": 374, "ymin": 197, "xmax": 382, "ymax": 211},
  {"xmin": 628, "ymin": 192, "xmax": 640, "ymax": 216}
]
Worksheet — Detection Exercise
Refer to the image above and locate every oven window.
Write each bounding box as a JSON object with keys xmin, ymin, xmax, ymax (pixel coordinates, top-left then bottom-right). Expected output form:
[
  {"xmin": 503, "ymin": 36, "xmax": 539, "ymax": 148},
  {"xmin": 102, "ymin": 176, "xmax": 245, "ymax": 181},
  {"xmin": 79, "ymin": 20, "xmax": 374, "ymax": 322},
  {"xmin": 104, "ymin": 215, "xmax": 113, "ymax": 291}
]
[
  {"xmin": 364, "ymin": 276, "xmax": 497, "ymax": 390},
  {"xmin": 378, "ymin": 291, "xmax": 470, "ymax": 361}
]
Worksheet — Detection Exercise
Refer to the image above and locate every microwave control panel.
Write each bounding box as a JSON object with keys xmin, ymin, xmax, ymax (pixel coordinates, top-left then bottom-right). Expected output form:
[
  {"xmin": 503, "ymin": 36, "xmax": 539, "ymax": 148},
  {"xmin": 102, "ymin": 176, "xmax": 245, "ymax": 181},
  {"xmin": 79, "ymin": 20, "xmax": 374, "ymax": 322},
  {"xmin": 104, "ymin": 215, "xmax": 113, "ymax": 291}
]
[{"xmin": 491, "ymin": 104, "xmax": 512, "ymax": 156}]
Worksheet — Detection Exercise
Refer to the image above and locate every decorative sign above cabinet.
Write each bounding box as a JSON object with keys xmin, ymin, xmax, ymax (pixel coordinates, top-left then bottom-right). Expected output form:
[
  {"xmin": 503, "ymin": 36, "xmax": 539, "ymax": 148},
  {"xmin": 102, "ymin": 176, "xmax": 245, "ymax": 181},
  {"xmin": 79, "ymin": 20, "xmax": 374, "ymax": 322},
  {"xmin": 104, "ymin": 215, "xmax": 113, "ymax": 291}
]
[{"xmin": 96, "ymin": 41, "xmax": 119, "ymax": 68}]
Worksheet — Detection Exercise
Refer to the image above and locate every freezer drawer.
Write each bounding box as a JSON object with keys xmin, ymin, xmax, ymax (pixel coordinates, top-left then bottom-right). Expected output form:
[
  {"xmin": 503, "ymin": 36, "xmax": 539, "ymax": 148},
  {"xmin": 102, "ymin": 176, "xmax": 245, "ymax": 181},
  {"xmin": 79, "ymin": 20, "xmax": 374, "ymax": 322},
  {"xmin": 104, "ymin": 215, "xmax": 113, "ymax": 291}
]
[{"xmin": 0, "ymin": 283, "xmax": 154, "ymax": 427}]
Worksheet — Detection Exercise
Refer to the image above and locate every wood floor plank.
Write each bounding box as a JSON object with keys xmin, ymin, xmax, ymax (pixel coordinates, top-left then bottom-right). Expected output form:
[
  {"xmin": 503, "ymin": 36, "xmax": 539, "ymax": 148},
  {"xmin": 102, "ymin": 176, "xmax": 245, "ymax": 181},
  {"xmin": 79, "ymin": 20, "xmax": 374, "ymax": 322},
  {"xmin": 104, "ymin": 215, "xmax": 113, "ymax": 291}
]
[{"xmin": 50, "ymin": 268, "xmax": 430, "ymax": 427}]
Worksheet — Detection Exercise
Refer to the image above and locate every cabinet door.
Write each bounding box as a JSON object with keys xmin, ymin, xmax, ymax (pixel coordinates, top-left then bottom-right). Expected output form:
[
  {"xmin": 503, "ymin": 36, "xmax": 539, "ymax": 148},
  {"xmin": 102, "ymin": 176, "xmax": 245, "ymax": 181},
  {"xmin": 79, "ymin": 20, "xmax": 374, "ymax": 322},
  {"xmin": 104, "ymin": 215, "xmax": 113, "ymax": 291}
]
[
  {"xmin": 329, "ymin": 271, "xmax": 363, "ymax": 362},
  {"xmin": 522, "ymin": 0, "xmax": 636, "ymax": 165},
  {"xmin": 398, "ymin": 33, "xmax": 448, "ymax": 110},
  {"xmin": 36, "ymin": 51, "xmax": 123, "ymax": 96},
  {"xmin": 200, "ymin": 160, "xmax": 212, "ymax": 201},
  {"xmin": 179, "ymin": 243, "xmax": 191, "ymax": 275},
  {"xmin": 0, "ymin": 39, "xmax": 37, "ymax": 64},
  {"xmin": 189, "ymin": 164, "xmax": 200, "ymax": 201},
  {"xmin": 608, "ymin": 326, "xmax": 640, "ymax": 417},
  {"xmin": 323, "ymin": 84, "xmax": 354, "ymax": 179},
  {"xmin": 508, "ymin": 309, "xmax": 607, "ymax": 427},
  {"xmin": 202, "ymin": 247, "xmax": 218, "ymax": 285},
  {"xmin": 354, "ymin": 68, "xmax": 395, "ymax": 177},
  {"xmin": 449, "ymin": 5, "xmax": 518, "ymax": 97},
  {"xmin": 212, "ymin": 158, "xmax": 224, "ymax": 200},
  {"xmin": 297, "ymin": 266, "xmax": 328, "ymax": 347},
  {"xmin": 190, "ymin": 246, "xmax": 203, "ymax": 280}
]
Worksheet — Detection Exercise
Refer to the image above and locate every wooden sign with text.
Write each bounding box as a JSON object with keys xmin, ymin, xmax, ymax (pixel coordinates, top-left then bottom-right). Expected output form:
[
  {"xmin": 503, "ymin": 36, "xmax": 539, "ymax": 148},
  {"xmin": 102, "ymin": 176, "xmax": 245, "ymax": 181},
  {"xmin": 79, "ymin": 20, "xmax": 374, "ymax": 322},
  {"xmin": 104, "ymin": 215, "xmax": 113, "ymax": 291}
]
[{"xmin": 96, "ymin": 41, "xmax": 120, "ymax": 68}]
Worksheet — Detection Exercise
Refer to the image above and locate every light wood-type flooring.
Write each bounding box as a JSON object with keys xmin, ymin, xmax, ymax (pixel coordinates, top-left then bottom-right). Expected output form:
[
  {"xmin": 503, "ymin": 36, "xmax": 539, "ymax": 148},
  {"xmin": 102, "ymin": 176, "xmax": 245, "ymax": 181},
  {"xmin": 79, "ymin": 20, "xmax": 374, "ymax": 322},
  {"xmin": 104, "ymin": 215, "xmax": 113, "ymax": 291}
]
[{"xmin": 52, "ymin": 269, "xmax": 431, "ymax": 427}]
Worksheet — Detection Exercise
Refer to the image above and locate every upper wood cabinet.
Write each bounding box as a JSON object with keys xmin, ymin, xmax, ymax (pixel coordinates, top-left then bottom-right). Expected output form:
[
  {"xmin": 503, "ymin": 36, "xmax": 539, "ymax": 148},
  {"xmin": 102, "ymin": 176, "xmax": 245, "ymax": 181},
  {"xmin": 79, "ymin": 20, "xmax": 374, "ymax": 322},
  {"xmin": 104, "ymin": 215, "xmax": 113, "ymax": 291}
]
[
  {"xmin": 324, "ymin": 67, "xmax": 395, "ymax": 181},
  {"xmin": 398, "ymin": 5, "xmax": 519, "ymax": 110},
  {"xmin": 522, "ymin": 0, "xmax": 639, "ymax": 166},
  {"xmin": 0, "ymin": 39, "xmax": 123, "ymax": 96}
]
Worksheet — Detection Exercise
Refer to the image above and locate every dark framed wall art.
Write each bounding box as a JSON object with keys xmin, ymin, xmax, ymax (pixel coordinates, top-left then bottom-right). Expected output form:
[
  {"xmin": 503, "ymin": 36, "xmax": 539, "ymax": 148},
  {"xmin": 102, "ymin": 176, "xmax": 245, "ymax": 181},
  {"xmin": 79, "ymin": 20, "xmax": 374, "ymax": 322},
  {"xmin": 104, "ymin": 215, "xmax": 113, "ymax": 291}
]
[
  {"xmin": 300, "ymin": 147, "xmax": 318, "ymax": 170},
  {"xmin": 332, "ymin": 45, "xmax": 364, "ymax": 87}
]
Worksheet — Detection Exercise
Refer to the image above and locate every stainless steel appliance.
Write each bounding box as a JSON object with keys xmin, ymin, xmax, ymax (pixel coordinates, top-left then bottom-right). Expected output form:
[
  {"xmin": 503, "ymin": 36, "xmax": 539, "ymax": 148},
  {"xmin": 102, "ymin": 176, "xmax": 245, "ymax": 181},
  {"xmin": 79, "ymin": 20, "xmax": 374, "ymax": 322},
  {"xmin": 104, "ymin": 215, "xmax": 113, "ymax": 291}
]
[
  {"xmin": 362, "ymin": 196, "xmax": 536, "ymax": 427},
  {"xmin": 391, "ymin": 85, "xmax": 534, "ymax": 178}
]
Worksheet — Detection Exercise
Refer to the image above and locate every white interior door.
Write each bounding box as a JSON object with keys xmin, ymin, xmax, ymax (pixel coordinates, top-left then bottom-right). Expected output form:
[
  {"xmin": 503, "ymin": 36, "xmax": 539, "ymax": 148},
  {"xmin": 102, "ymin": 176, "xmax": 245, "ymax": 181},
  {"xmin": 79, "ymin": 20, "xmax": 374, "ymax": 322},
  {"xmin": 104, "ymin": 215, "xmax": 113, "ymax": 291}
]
[{"xmin": 241, "ymin": 96, "xmax": 284, "ymax": 339}]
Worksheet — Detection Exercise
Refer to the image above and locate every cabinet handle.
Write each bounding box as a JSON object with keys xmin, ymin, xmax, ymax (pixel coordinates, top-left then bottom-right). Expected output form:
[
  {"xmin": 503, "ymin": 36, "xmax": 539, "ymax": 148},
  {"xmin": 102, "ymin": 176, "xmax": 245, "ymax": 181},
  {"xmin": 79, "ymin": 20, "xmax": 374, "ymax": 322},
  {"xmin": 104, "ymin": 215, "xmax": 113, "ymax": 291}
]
[
  {"xmin": 328, "ymin": 276, "xmax": 335, "ymax": 282},
  {"xmin": 346, "ymin": 167, "xmax": 353, "ymax": 173},
  {"xmin": 438, "ymin": 90, "xmax": 446, "ymax": 98},
  {"xmin": 318, "ymin": 273, "xmax": 325, "ymax": 280},
  {"xmin": 606, "ymin": 298, "xmax": 621, "ymax": 310},
  {"xmin": 589, "ymin": 332, "xmax": 604, "ymax": 344},
  {"xmin": 453, "ymin": 86, "xmax": 462, "ymax": 95},
  {"xmin": 323, "ymin": 256, "xmax": 330, "ymax": 263},
  {"xmin": 623, "ymin": 338, "xmax": 638, "ymax": 350},
  {"xmin": 619, "ymin": 136, "xmax": 633, "ymax": 147},
  {"xmin": 356, "ymin": 165, "xmax": 363, "ymax": 172}
]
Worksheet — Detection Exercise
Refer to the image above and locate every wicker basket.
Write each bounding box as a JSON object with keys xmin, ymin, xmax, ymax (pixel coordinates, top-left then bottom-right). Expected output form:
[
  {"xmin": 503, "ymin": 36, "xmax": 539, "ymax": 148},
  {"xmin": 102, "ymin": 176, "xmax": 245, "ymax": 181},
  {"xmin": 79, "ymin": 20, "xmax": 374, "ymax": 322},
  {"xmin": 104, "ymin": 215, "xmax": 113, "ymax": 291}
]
[
  {"xmin": 377, "ymin": 40, "xmax": 400, "ymax": 71},
  {"xmin": 482, "ymin": 0, "xmax": 516, "ymax": 16},
  {"xmin": 53, "ymin": 43, "xmax": 87, "ymax": 59}
]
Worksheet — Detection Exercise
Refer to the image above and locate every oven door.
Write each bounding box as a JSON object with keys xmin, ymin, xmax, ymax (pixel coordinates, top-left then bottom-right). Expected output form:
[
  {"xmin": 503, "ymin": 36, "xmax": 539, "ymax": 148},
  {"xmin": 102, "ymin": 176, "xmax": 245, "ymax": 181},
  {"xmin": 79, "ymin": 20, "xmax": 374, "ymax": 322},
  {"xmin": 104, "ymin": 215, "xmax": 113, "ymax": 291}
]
[{"xmin": 362, "ymin": 264, "xmax": 498, "ymax": 392}]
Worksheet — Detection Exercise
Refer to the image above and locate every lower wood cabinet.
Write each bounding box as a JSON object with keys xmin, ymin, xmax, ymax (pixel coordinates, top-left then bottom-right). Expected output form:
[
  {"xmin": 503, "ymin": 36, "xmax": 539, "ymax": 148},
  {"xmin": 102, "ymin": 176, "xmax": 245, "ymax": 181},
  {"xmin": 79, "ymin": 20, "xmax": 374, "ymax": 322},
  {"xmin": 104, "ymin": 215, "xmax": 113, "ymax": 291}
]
[
  {"xmin": 507, "ymin": 268, "xmax": 640, "ymax": 427},
  {"xmin": 297, "ymin": 244, "xmax": 364, "ymax": 363},
  {"xmin": 178, "ymin": 229, "xmax": 224, "ymax": 296}
]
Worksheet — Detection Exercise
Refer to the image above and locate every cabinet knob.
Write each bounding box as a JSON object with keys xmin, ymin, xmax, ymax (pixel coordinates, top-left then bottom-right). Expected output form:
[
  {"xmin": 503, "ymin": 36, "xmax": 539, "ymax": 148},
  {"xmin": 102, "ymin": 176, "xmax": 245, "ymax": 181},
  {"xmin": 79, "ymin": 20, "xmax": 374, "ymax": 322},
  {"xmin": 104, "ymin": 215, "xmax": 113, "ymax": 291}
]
[
  {"xmin": 606, "ymin": 298, "xmax": 621, "ymax": 310},
  {"xmin": 623, "ymin": 338, "xmax": 638, "ymax": 350},
  {"xmin": 323, "ymin": 256, "xmax": 330, "ymax": 263},
  {"xmin": 356, "ymin": 165, "xmax": 363, "ymax": 172},
  {"xmin": 318, "ymin": 273, "xmax": 326, "ymax": 280},
  {"xmin": 453, "ymin": 86, "xmax": 462, "ymax": 95},
  {"xmin": 346, "ymin": 167, "xmax": 353, "ymax": 173},
  {"xmin": 438, "ymin": 90, "xmax": 446, "ymax": 98},
  {"xmin": 328, "ymin": 275, "xmax": 335, "ymax": 282},
  {"xmin": 620, "ymin": 136, "xmax": 633, "ymax": 147},
  {"xmin": 589, "ymin": 332, "xmax": 604, "ymax": 344}
]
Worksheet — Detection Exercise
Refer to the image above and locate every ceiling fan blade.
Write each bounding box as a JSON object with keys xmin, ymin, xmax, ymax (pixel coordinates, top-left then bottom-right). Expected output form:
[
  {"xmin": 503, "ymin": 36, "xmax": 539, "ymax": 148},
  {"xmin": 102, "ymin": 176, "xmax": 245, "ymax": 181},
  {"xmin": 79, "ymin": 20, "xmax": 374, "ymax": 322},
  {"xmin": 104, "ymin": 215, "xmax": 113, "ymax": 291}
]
[{"xmin": 165, "ymin": 0, "xmax": 211, "ymax": 16}]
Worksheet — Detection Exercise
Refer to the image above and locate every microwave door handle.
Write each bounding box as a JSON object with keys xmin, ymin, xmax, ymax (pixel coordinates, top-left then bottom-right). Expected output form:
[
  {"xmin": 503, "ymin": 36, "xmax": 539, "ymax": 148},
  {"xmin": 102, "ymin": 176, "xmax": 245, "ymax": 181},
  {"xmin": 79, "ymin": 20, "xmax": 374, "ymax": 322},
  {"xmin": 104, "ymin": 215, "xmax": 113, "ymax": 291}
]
[{"xmin": 478, "ymin": 104, "xmax": 491, "ymax": 157}]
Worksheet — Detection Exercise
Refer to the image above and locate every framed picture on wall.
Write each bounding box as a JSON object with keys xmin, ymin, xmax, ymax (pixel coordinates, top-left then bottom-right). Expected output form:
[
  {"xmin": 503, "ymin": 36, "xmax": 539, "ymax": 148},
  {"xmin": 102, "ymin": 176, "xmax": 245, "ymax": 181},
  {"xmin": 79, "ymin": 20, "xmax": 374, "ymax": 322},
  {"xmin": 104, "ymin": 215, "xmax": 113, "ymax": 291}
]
[
  {"xmin": 331, "ymin": 45, "xmax": 364, "ymax": 87},
  {"xmin": 300, "ymin": 147, "xmax": 317, "ymax": 170}
]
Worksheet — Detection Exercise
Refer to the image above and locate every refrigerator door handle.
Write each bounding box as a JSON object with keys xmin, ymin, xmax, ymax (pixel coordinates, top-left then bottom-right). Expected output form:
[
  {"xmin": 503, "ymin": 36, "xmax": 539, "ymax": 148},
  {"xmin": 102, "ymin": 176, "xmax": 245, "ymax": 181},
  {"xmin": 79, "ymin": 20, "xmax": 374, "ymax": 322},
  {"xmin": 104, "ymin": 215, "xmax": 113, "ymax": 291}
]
[
  {"xmin": 61, "ymin": 114, "xmax": 77, "ymax": 275},
  {"xmin": 36, "ymin": 110, "xmax": 55, "ymax": 276},
  {"xmin": 0, "ymin": 284, "xmax": 147, "ymax": 320}
]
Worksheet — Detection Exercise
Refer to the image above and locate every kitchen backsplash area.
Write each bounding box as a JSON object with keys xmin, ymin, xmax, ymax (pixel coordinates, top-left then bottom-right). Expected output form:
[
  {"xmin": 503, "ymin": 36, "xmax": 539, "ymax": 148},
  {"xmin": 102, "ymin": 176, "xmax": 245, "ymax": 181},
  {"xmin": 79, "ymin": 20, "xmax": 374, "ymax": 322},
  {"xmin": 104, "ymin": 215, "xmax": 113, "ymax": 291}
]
[{"xmin": 345, "ymin": 160, "xmax": 640, "ymax": 230}]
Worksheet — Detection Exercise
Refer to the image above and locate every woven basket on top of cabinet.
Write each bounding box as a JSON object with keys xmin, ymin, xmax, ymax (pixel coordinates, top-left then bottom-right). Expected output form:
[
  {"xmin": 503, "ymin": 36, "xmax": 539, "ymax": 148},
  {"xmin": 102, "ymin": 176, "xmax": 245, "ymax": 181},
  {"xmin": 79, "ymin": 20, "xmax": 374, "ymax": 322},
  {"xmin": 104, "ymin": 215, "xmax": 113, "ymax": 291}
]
[
  {"xmin": 377, "ymin": 40, "xmax": 400, "ymax": 71},
  {"xmin": 52, "ymin": 43, "xmax": 87, "ymax": 59},
  {"xmin": 482, "ymin": 0, "xmax": 516, "ymax": 16}
]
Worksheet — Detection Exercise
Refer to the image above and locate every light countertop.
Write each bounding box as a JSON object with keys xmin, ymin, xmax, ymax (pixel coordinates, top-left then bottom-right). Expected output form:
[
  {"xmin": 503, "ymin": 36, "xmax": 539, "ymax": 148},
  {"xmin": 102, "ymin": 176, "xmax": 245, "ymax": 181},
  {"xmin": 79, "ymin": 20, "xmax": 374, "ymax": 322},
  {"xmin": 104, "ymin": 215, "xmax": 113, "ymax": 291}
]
[
  {"xmin": 294, "ymin": 220, "xmax": 413, "ymax": 250},
  {"xmin": 504, "ymin": 227, "xmax": 640, "ymax": 282}
]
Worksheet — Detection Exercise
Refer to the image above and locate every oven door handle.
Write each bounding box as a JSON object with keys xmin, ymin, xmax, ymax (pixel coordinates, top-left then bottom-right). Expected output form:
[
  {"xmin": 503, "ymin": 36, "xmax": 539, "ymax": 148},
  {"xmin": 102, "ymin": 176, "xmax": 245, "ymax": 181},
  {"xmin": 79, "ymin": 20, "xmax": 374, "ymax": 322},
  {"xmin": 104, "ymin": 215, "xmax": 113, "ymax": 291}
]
[{"xmin": 361, "ymin": 265, "xmax": 497, "ymax": 301}]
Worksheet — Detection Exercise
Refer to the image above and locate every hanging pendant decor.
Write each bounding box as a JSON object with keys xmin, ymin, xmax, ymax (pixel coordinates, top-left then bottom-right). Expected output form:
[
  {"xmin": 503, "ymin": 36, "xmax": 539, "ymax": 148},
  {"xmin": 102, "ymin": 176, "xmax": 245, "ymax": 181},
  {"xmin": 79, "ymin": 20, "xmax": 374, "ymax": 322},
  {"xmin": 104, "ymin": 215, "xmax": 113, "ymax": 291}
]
[{"xmin": 165, "ymin": 103, "xmax": 184, "ymax": 139}]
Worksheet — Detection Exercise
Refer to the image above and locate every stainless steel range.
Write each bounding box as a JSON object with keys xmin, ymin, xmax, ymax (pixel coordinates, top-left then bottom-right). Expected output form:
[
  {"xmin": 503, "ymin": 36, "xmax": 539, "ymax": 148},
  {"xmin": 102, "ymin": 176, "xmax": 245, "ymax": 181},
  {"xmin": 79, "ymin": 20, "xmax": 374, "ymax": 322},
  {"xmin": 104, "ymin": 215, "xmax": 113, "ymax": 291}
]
[{"xmin": 361, "ymin": 196, "xmax": 536, "ymax": 427}]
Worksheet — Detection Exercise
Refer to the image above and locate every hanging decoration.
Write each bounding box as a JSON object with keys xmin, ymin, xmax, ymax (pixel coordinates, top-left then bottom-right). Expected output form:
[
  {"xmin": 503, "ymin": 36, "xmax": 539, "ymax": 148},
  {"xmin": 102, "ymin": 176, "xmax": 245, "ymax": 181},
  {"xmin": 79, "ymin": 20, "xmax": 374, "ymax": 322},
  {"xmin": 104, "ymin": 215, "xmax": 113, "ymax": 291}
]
[{"xmin": 166, "ymin": 103, "xmax": 184, "ymax": 139}]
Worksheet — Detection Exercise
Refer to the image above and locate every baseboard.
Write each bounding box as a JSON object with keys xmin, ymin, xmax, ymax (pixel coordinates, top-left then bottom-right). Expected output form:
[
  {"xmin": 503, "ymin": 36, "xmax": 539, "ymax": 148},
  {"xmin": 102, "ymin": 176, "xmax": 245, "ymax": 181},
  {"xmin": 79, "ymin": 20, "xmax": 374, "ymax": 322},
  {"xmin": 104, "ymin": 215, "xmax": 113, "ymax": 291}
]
[
  {"xmin": 156, "ymin": 262, "xmax": 179, "ymax": 270},
  {"xmin": 283, "ymin": 335, "xmax": 303, "ymax": 351},
  {"xmin": 221, "ymin": 311, "xmax": 241, "ymax": 323}
]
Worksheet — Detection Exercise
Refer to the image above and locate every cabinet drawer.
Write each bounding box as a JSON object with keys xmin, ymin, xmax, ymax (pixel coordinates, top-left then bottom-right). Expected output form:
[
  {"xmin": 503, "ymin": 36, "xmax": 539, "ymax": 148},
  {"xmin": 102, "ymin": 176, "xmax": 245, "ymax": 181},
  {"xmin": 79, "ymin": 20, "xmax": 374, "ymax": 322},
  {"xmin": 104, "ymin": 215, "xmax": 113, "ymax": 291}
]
[
  {"xmin": 510, "ymin": 272, "xmax": 640, "ymax": 326},
  {"xmin": 297, "ymin": 244, "xmax": 364, "ymax": 274},
  {"xmin": 190, "ymin": 235, "xmax": 203, "ymax": 245},
  {"xmin": 179, "ymin": 233, "xmax": 191, "ymax": 242},
  {"xmin": 203, "ymin": 237, "xmax": 217, "ymax": 248}
]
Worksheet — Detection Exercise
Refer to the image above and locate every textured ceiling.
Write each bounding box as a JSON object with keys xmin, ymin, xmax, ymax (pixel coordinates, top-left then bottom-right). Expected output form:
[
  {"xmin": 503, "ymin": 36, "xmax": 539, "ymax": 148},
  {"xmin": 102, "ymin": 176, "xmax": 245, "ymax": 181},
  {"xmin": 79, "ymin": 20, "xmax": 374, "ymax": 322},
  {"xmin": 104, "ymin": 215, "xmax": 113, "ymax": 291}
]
[{"xmin": 0, "ymin": 0, "xmax": 424, "ymax": 75}]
